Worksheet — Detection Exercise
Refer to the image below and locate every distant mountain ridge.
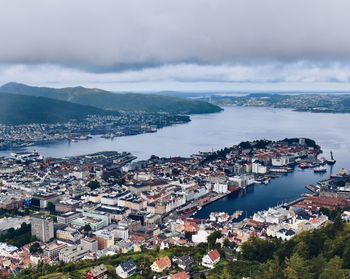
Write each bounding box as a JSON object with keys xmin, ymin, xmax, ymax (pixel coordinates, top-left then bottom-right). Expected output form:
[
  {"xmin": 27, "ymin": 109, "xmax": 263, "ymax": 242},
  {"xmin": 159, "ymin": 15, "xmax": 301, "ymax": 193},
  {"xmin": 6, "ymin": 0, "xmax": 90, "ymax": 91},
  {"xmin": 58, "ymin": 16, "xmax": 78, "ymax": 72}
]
[
  {"xmin": 0, "ymin": 93, "xmax": 119, "ymax": 125},
  {"xmin": 0, "ymin": 82, "xmax": 223, "ymax": 114}
]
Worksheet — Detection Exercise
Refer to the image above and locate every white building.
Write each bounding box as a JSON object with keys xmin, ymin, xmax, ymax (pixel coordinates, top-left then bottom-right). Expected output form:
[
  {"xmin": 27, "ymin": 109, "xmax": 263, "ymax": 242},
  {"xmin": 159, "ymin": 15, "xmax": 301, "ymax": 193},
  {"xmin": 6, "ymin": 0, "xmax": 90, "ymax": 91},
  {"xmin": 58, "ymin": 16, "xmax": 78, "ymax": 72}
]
[
  {"xmin": 192, "ymin": 224, "xmax": 209, "ymax": 244},
  {"xmin": 115, "ymin": 223, "xmax": 129, "ymax": 240},
  {"xmin": 212, "ymin": 182, "xmax": 228, "ymax": 193},
  {"xmin": 272, "ymin": 157, "xmax": 289, "ymax": 167},
  {"xmin": 252, "ymin": 162, "xmax": 267, "ymax": 174},
  {"xmin": 116, "ymin": 260, "xmax": 137, "ymax": 278},
  {"xmin": 229, "ymin": 175, "xmax": 255, "ymax": 188},
  {"xmin": 253, "ymin": 207, "xmax": 291, "ymax": 224},
  {"xmin": 59, "ymin": 245, "xmax": 89, "ymax": 263},
  {"xmin": 202, "ymin": 249, "xmax": 220, "ymax": 269}
]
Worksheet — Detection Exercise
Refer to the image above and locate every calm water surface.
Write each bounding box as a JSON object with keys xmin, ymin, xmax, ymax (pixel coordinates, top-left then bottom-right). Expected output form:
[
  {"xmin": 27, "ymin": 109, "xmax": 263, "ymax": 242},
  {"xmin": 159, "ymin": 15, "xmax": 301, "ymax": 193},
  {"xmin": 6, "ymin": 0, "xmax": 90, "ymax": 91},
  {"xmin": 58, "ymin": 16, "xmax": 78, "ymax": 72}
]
[{"xmin": 1, "ymin": 107, "xmax": 349, "ymax": 217}]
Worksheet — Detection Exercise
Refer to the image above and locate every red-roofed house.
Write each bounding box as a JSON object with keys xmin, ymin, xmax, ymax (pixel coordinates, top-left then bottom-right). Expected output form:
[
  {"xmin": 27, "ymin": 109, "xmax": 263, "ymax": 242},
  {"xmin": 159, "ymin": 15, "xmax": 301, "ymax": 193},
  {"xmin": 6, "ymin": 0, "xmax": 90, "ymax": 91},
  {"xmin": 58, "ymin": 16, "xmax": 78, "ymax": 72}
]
[
  {"xmin": 168, "ymin": 271, "xmax": 190, "ymax": 279},
  {"xmin": 151, "ymin": 256, "xmax": 172, "ymax": 273},
  {"xmin": 86, "ymin": 264, "xmax": 108, "ymax": 279},
  {"xmin": 202, "ymin": 249, "xmax": 221, "ymax": 268}
]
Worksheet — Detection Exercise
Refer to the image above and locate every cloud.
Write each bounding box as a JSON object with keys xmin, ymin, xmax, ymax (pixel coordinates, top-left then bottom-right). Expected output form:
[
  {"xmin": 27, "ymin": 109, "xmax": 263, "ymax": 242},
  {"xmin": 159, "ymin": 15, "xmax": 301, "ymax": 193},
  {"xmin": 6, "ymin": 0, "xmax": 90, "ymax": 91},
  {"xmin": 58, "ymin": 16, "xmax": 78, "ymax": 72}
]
[
  {"xmin": 2, "ymin": 62, "xmax": 350, "ymax": 91},
  {"xmin": 1, "ymin": 0, "xmax": 350, "ymax": 89},
  {"xmin": 0, "ymin": 0, "xmax": 350, "ymax": 69}
]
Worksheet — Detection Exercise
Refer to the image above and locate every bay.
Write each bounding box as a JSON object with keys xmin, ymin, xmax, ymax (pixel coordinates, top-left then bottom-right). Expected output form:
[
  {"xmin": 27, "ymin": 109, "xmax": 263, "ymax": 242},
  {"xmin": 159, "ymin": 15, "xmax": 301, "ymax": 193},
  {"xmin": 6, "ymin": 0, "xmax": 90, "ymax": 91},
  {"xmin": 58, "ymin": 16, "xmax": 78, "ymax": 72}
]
[{"xmin": 1, "ymin": 106, "xmax": 349, "ymax": 218}]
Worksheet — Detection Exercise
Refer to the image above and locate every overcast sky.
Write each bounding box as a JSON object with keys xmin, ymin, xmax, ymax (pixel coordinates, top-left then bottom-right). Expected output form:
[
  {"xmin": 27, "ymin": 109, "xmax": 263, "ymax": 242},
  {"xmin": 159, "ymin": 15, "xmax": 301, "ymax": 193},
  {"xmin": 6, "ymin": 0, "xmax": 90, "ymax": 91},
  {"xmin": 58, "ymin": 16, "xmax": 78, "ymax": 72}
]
[{"xmin": 1, "ymin": 0, "xmax": 350, "ymax": 91}]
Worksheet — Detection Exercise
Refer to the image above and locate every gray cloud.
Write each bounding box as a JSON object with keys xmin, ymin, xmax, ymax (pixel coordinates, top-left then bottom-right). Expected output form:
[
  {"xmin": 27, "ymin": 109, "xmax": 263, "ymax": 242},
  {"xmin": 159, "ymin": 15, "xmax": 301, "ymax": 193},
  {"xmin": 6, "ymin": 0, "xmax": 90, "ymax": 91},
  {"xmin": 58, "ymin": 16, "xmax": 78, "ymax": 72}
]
[
  {"xmin": 1, "ymin": 0, "xmax": 350, "ymax": 69},
  {"xmin": 2, "ymin": 0, "xmax": 350, "ymax": 89},
  {"xmin": 2, "ymin": 62, "xmax": 350, "ymax": 87}
]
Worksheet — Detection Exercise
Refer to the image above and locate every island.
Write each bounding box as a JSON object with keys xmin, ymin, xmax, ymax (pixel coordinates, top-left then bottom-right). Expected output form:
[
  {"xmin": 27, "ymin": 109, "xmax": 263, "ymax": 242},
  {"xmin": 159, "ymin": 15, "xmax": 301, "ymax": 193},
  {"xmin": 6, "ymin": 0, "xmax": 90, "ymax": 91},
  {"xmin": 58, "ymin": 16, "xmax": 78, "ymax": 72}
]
[{"xmin": 202, "ymin": 93, "xmax": 350, "ymax": 113}]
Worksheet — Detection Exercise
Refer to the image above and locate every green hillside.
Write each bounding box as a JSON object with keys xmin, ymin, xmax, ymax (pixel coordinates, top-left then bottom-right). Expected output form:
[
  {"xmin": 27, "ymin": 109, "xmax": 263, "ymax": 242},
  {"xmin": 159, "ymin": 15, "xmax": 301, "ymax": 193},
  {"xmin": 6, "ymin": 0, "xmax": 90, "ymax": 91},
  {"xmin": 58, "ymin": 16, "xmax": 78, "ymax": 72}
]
[
  {"xmin": 0, "ymin": 93, "xmax": 118, "ymax": 125},
  {"xmin": 0, "ymin": 82, "xmax": 223, "ymax": 114},
  {"xmin": 15, "ymin": 220, "xmax": 350, "ymax": 279}
]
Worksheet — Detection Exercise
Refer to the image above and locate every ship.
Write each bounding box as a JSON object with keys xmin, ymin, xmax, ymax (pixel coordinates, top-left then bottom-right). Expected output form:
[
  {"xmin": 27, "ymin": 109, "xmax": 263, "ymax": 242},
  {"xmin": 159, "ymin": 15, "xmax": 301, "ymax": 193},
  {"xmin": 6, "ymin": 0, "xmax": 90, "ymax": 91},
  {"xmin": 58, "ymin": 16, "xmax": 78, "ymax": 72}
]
[
  {"xmin": 313, "ymin": 165, "xmax": 327, "ymax": 173},
  {"xmin": 299, "ymin": 163, "xmax": 311, "ymax": 169},
  {"xmin": 331, "ymin": 168, "xmax": 348, "ymax": 178},
  {"xmin": 101, "ymin": 134, "xmax": 115, "ymax": 139},
  {"xmin": 67, "ymin": 135, "xmax": 90, "ymax": 141},
  {"xmin": 327, "ymin": 151, "xmax": 336, "ymax": 165},
  {"xmin": 178, "ymin": 205, "xmax": 201, "ymax": 217},
  {"xmin": 11, "ymin": 150, "xmax": 43, "ymax": 161}
]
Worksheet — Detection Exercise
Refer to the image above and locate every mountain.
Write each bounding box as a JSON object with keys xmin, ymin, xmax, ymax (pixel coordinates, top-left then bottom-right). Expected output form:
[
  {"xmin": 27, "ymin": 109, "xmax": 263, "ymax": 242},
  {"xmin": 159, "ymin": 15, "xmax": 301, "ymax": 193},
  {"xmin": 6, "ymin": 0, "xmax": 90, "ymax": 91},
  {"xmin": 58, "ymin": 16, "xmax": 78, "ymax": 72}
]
[
  {"xmin": 0, "ymin": 82, "xmax": 223, "ymax": 114},
  {"xmin": 0, "ymin": 93, "xmax": 118, "ymax": 125}
]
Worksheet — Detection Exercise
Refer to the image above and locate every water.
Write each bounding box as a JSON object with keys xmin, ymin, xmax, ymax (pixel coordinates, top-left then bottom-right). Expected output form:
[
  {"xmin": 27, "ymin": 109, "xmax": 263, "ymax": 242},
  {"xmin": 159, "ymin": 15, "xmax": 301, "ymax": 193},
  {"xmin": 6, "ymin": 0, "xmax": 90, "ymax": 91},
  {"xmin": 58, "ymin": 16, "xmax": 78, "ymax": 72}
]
[{"xmin": 1, "ymin": 107, "xmax": 349, "ymax": 218}]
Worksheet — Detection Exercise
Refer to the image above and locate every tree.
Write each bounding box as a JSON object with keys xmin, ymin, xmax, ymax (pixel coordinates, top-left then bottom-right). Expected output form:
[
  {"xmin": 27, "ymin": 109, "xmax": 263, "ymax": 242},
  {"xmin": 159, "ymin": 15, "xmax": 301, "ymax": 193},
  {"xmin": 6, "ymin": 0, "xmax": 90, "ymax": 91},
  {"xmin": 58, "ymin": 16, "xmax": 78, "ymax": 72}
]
[
  {"xmin": 220, "ymin": 265, "xmax": 231, "ymax": 279},
  {"xmin": 223, "ymin": 238, "xmax": 231, "ymax": 248},
  {"xmin": 241, "ymin": 237, "xmax": 280, "ymax": 263},
  {"xmin": 333, "ymin": 213, "xmax": 344, "ymax": 233},
  {"xmin": 87, "ymin": 180, "xmax": 100, "ymax": 190},
  {"xmin": 207, "ymin": 231, "xmax": 222, "ymax": 249},
  {"xmin": 284, "ymin": 253, "xmax": 312, "ymax": 279},
  {"xmin": 30, "ymin": 242, "xmax": 43, "ymax": 254},
  {"xmin": 308, "ymin": 255, "xmax": 327, "ymax": 279},
  {"xmin": 239, "ymin": 141, "xmax": 252, "ymax": 149},
  {"xmin": 342, "ymin": 243, "xmax": 350, "ymax": 269},
  {"xmin": 184, "ymin": 231, "xmax": 194, "ymax": 241},
  {"xmin": 46, "ymin": 201, "xmax": 55, "ymax": 213},
  {"xmin": 259, "ymin": 256, "xmax": 283, "ymax": 279},
  {"xmin": 84, "ymin": 224, "xmax": 92, "ymax": 235},
  {"xmin": 319, "ymin": 256, "xmax": 349, "ymax": 279}
]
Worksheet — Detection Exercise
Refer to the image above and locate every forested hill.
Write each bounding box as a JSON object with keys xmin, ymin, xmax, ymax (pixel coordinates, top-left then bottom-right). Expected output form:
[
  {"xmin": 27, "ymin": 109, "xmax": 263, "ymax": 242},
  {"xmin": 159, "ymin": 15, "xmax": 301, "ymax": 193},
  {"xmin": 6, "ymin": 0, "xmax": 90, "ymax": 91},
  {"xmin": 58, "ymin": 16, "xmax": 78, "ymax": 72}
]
[
  {"xmin": 0, "ymin": 82, "xmax": 223, "ymax": 114},
  {"xmin": 0, "ymin": 93, "xmax": 118, "ymax": 125}
]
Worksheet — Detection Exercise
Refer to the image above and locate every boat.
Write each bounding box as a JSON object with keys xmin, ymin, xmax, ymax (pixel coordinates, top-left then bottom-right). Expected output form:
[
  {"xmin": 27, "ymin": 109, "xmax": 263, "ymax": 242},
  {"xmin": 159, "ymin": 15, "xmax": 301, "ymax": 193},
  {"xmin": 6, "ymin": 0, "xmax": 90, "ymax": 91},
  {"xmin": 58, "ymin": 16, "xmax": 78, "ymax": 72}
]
[
  {"xmin": 180, "ymin": 205, "xmax": 200, "ymax": 216},
  {"xmin": 67, "ymin": 135, "xmax": 89, "ymax": 141},
  {"xmin": 101, "ymin": 134, "xmax": 115, "ymax": 139},
  {"xmin": 299, "ymin": 163, "xmax": 311, "ymax": 169},
  {"xmin": 319, "ymin": 157, "xmax": 327, "ymax": 164},
  {"xmin": 327, "ymin": 151, "xmax": 336, "ymax": 165},
  {"xmin": 313, "ymin": 165, "xmax": 327, "ymax": 173},
  {"xmin": 263, "ymin": 178, "xmax": 270, "ymax": 184},
  {"xmin": 331, "ymin": 168, "xmax": 348, "ymax": 178}
]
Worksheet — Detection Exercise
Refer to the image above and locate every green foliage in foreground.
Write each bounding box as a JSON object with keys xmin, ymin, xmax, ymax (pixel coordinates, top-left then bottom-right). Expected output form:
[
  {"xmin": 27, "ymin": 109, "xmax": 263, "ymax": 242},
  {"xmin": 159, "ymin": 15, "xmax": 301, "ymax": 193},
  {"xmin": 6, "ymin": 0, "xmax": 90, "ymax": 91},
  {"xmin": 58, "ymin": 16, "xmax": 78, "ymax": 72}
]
[{"xmin": 15, "ymin": 221, "xmax": 350, "ymax": 279}]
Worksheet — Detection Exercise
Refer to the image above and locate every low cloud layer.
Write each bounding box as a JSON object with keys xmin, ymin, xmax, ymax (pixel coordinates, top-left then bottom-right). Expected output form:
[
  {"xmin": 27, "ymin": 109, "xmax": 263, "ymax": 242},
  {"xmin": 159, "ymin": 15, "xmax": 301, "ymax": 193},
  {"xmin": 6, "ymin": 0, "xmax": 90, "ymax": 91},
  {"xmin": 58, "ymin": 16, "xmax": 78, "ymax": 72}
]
[
  {"xmin": 1, "ymin": 0, "xmax": 350, "ymax": 89},
  {"xmin": 2, "ymin": 62, "xmax": 350, "ymax": 91}
]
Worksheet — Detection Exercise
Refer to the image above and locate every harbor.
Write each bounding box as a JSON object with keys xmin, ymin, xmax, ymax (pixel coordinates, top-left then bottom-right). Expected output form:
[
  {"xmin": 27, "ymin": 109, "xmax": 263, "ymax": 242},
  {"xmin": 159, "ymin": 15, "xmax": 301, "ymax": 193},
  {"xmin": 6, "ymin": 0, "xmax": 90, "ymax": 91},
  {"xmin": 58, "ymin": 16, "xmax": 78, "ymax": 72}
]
[{"xmin": 1, "ymin": 106, "xmax": 349, "ymax": 220}]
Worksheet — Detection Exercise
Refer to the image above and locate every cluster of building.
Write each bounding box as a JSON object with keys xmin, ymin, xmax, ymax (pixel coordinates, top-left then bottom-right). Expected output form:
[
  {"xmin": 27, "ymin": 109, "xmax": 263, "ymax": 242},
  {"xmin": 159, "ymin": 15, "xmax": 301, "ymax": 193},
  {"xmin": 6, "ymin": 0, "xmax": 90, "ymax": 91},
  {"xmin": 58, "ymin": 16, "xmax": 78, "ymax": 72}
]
[
  {"xmin": 0, "ymin": 112, "xmax": 189, "ymax": 150},
  {"xmin": 0, "ymin": 138, "xmax": 348, "ymax": 278},
  {"xmin": 209, "ymin": 93, "xmax": 350, "ymax": 113},
  {"xmin": 307, "ymin": 168, "xmax": 350, "ymax": 199},
  {"xmin": 84, "ymin": 248, "xmax": 219, "ymax": 279}
]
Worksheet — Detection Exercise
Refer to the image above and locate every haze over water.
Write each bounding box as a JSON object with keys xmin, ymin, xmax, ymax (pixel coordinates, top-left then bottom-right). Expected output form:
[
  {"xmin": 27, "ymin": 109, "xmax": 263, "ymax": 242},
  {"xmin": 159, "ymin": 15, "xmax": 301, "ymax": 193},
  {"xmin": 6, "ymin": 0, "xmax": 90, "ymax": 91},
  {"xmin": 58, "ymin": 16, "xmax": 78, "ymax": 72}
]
[{"xmin": 2, "ymin": 106, "xmax": 349, "ymax": 218}]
